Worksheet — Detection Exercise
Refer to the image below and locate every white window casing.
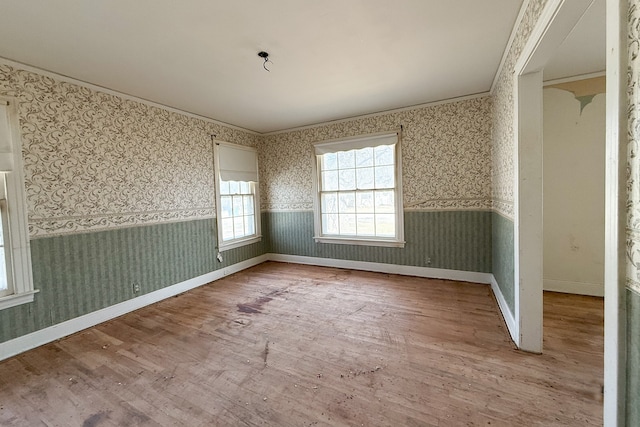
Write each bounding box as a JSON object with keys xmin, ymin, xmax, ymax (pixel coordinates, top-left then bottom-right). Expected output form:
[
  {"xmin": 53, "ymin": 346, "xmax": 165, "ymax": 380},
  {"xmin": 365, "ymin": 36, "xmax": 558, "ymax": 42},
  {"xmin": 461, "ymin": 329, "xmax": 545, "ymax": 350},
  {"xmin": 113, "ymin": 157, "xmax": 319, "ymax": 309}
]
[
  {"xmin": 0, "ymin": 98, "xmax": 37, "ymax": 310},
  {"xmin": 213, "ymin": 140, "xmax": 261, "ymax": 251},
  {"xmin": 312, "ymin": 130, "xmax": 405, "ymax": 248}
]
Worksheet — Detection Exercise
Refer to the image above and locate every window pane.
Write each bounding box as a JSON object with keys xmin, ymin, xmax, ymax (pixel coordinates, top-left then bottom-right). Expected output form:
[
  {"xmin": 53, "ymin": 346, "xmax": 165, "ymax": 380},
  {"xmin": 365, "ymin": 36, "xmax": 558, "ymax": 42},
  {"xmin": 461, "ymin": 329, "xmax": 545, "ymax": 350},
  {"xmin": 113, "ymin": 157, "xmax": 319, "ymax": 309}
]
[
  {"xmin": 322, "ymin": 153, "xmax": 338, "ymax": 170},
  {"xmin": 219, "ymin": 180, "xmax": 230, "ymax": 195},
  {"xmin": 374, "ymin": 145, "xmax": 394, "ymax": 166},
  {"xmin": 356, "ymin": 214, "xmax": 375, "ymax": 236},
  {"xmin": 338, "ymin": 169, "xmax": 356, "ymax": 190},
  {"xmin": 221, "ymin": 218, "xmax": 234, "ymax": 240},
  {"xmin": 321, "ymin": 170, "xmax": 339, "ymax": 191},
  {"xmin": 322, "ymin": 213, "xmax": 339, "ymax": 235},
  {"xmin": 321, "ymin": 192, "xmax": 338, "ymax": 213},
  {"xmin": 229, "ymin": 181, "xmax": 240, "ymax": 194},
  {"xmin": 355, "ymin": 147, "xmax": 374, "ymax": 167},
  {"xmin": 356, "ymin": 191, "xmax": 374, "ymax": 214},
  {"xmin": 375, "ymin": 214, "xmax": 396, "ymax": 237},
  {"xmin": 0, "ymin": 247, "xmax": 6, "ymax": 292},
  {"xmin": 233, "ymin": 216, "xmax": 245, "ymax": 238},
  {"xmin": 240, "ymin": 181, "xmax": 251, "ymax": 194},
  {"xmin": 245, "ymin": 215, "xmax": 255, "ymax": 235},
  {"xmin": 374, "ymin": 190, "xmax": 395, "ymax": 213},
  {"xmin": 356, "ymin": 167, "xmax": 374, "ymax": 190},
  {"xmin": 337, "ymin": 150, "xmax": 355, "ymax": 169},
  {"xmin": 374, "ymin": 165, "xmax": 395, "ymax": 188},
  {"xmin": 220, "ymin": 196, "xmax": 233, "ymax": 218},
  {"xmin": 232, "ymin": 195, "xmax": 244, "ymax": 216},
  {"xmin": 339, "ymin": 214, "xmax": 356, "ymax": 235},
  {"xmin": 338, "ymin": 192, "xmax": 356, "ymax": 213},
  {"xmin": 243, "ymin": 195, "xmax": 254, "ymax": 215}
]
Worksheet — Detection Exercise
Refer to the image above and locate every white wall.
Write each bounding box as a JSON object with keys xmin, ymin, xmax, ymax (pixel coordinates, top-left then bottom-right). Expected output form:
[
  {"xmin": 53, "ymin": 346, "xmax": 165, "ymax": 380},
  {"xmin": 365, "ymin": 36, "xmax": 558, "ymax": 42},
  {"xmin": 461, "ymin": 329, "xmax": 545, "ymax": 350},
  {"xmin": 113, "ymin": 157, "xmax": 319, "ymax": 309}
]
[{"xmin": 543, "ymin": 86, "xmax": 605, "ymax": 296}]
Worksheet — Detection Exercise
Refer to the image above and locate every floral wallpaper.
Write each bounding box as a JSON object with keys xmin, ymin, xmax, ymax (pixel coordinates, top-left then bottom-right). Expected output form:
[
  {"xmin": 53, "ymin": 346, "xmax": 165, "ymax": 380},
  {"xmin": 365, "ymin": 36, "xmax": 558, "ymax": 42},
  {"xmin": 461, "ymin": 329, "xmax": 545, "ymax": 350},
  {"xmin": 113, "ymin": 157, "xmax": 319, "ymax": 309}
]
[
  {"xmin": 491, "ymin": 0, "xmax": 548, "ymax": 220},
  {"xmin": 628, "ymin": 1, "xmax": 640, "ymax": 296},
  {"xmin": 0, "ymin": 63, "xmax": 260, "ymax": 237},
  {"xmin": 259, "ymin": 97, "xmax": 493, "ymax": 212}
]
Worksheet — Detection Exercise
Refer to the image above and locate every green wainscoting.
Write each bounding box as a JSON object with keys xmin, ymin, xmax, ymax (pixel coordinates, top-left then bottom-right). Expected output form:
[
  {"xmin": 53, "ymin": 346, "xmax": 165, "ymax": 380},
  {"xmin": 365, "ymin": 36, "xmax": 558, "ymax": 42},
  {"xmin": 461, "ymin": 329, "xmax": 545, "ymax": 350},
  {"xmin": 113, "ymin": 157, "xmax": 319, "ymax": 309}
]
[
  {"xmin": 264, "ymin": 210, "xmax": 492, "ymax": 272},
  {"xmin": 628, "ymin": 288, "xmax": 640, "ymax": 426},
  {"xmin": 492, "ymin": 212, "xmax": 514, "ymax": 314},
  {"xmin": 0, "ymin": 218, "xmax": 266, "ymax": 343}
]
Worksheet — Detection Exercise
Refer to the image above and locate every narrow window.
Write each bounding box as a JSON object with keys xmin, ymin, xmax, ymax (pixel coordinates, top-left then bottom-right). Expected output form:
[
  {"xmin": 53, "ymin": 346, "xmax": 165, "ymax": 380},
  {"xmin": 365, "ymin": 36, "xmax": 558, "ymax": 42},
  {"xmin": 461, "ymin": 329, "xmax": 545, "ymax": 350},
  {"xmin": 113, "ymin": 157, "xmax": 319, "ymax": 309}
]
[
  {"xmin": 313, "ymin": 131, "xmax": 405, "ymax": 247},
  {"xmin": 0, "ymin": 98, "xmax": 36, "ymax": 310},
  {"xmin": 214, "ymin": 141, "xmax": 261, "ymax": 251}
]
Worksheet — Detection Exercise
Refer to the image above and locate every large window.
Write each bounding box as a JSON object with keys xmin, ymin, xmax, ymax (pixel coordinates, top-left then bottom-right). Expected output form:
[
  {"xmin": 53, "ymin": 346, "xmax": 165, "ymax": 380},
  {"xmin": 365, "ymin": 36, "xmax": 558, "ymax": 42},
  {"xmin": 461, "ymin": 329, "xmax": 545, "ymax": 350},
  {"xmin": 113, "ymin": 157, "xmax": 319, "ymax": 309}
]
[
  {"xmin": 0, "ymin": 98, "xmax": 36, "ymax": 310},
  {"xmin": 313, "ymin": 131, "xmax": 404, "ymax": 247},
  {"xmin": 214, "ymin": 141, "xmax": 261, "ymax": 251}
]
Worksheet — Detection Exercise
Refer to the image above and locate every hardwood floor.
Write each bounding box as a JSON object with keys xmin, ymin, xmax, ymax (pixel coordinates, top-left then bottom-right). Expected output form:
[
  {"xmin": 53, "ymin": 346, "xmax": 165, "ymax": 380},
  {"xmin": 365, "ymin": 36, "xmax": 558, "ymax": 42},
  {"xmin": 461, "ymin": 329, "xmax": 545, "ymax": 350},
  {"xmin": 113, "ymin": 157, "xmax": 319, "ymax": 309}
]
[{"xmin": 0, "ymin": 262, "xmax": 603, "ymax": 426}]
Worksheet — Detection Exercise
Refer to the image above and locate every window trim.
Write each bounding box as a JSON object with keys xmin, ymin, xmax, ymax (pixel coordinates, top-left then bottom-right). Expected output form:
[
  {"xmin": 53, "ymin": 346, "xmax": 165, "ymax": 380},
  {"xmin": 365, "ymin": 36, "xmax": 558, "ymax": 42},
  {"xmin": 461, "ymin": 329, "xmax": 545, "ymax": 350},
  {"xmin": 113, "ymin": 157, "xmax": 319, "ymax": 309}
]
[
  {"xmin": 312, "ymin": 130, "xmax": 405, "ymax": 248},
  {"xmin": 213, "ymin": 140, "xmax": 261, "ymax": 252},
  {"xmin": 0, "ymin": 97, "xmax": 37, "ymax": 310}
]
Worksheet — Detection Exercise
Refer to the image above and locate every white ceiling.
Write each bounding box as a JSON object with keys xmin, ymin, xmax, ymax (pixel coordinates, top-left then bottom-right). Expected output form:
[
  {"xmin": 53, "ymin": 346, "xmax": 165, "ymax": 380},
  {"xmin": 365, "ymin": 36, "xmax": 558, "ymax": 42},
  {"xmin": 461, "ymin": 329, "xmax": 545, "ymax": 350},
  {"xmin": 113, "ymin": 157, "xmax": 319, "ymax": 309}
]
[
  {"xmin": 0, "ymin": 1, "xmax": 601, "ymax": 134},
  {"xmin": 544, "ymin": 0, "xmax": 606, "ymax": 81}
]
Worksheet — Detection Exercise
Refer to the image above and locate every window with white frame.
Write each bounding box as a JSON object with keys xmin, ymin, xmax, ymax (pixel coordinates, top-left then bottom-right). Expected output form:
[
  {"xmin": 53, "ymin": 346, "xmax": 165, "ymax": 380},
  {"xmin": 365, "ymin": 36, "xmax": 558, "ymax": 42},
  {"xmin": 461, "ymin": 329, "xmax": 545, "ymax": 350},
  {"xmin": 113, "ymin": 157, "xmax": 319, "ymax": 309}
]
[
  {"xmin": 214, "ymin": 141, "xmax": 261, "ymax": 251},
  {"xmin": 313, "ymin": 131, "xmax": 405, "ymax": 247},
  {"xmin": 0, "ymin": 99, "xmax": 36, "ymax": 310}
]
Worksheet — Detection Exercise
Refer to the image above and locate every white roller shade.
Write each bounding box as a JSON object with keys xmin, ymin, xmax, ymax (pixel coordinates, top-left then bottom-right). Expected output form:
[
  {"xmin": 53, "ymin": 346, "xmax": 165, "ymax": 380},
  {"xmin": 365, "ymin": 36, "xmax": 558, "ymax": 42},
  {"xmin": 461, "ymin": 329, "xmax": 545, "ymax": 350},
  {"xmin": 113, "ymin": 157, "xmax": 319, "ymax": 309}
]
[
  {"xmin": 217, "ymin": 142, "xmax": 258, "ymax": 182},
  {"xmin": 314, "ymin": 132, "xmax": 397, "ymax": 155},
  {"xmin": 0, "ymin": 103, "xmax": 13, "ymax": 172}
]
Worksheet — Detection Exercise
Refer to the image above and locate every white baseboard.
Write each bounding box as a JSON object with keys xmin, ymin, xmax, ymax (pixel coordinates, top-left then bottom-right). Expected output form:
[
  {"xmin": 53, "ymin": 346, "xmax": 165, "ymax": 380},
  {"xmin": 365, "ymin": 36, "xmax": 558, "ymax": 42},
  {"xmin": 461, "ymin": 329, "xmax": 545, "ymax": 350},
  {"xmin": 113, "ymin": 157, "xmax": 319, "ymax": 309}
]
[
  {"xmin": 0, "ymin": 254, "xmax": 268, "ymax": 362},
  {"xmin": 267, "ymin": 253, "xmax": 493, "ymax": 284},
  {"xmin": 543, "ymin": 278, "xmax": 604, "ymax": 297},
  {"xmin": 490, "ymin": 275, "xmax": 518, "ymax": 345}
]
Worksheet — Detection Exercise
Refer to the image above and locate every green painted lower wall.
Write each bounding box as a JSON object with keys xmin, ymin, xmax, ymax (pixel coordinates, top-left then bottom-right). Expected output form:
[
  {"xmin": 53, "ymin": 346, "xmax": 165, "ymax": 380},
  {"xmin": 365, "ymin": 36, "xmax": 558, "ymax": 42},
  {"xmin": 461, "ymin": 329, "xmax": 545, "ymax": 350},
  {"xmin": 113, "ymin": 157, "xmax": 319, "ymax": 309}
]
[
  {"xmin": 0, "ymin": 218, "xmax": 266, "ymax": 344},
  {"xmin": 492, "ymin": 212, "xmax": 514, "ymax": 314},
  {"xmin": 264, "ymin": 210, "xmax": 492, "ymax": 273},
  {"xmin": 3, "ymin": 210, "xmax": 494, "ymax": 345},
  {"xmin": 628, "ymin": 288, "xmax": 640, "ymax": 426}
]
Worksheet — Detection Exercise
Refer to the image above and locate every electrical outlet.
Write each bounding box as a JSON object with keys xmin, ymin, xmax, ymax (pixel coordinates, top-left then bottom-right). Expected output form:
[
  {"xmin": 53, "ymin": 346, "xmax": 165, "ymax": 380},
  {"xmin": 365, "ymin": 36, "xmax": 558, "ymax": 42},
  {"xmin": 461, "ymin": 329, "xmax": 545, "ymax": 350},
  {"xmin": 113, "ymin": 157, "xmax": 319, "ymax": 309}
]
[
  {"xmin": 425, "ymin": 257, "xmax": 432, "ymax": 265},
  {"xmin": 132, "ymin": 282, "xmax": 140, "ymax": 293},
  {"xmin": 217, "ymin": 252, "xmax": 223, "ymax": 263}
]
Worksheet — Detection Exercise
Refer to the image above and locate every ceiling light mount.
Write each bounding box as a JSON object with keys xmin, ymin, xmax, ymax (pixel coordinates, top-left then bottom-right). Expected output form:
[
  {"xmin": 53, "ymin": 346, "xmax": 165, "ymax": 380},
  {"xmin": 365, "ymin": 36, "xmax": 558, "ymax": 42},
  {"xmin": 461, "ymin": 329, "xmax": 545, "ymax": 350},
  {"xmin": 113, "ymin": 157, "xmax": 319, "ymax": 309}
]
[{"xmin": 257, "ymin": 51, "xmax": 272, "ymax": 72}]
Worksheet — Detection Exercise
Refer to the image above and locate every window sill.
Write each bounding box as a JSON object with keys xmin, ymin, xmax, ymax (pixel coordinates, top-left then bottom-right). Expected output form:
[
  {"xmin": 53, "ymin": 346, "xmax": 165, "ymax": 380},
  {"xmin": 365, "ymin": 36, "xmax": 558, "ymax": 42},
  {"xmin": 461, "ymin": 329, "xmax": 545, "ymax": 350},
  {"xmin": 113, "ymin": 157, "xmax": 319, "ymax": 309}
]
[
  {"xmin": 0, "ymin": 289, "xmax": 39, "ymax": 310},
  {"xmin": 314, "ymin": 236, "xmax": 405, "ymax": 248},
  {"xmin": 219, "ymin": 235, "xmax": 262, "ymax": 252}
]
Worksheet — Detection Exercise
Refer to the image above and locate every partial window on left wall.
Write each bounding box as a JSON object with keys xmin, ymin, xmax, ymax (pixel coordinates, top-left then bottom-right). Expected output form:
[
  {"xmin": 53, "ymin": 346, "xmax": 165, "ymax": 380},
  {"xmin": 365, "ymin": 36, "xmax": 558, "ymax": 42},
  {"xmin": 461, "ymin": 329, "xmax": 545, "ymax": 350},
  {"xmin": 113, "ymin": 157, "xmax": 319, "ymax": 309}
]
[
  {"xmin": 0, "ymin": 98, "xmax": 36, "ymax": 310},
  {"xmin": 214, "ymin": 141, "xmax": 261, "ymax": 251}
]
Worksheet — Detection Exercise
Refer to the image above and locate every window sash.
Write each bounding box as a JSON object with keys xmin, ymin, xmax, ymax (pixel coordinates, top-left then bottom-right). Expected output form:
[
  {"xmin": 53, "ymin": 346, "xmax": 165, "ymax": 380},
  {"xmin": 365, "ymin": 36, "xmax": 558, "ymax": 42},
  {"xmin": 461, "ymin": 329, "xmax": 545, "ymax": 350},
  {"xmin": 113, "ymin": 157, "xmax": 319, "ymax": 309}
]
[{"xmin": 219, "ymin": 180, "xmax": 257, "ymax": 242}]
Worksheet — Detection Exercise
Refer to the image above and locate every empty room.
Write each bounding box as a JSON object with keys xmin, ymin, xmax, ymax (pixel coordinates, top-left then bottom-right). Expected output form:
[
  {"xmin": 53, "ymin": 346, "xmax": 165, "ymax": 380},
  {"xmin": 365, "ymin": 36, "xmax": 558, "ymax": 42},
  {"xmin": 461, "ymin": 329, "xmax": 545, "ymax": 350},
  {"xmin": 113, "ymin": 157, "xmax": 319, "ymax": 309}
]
[{"xmin": 0, "ymin": 0, "xmax": 637, "ymax": 426}]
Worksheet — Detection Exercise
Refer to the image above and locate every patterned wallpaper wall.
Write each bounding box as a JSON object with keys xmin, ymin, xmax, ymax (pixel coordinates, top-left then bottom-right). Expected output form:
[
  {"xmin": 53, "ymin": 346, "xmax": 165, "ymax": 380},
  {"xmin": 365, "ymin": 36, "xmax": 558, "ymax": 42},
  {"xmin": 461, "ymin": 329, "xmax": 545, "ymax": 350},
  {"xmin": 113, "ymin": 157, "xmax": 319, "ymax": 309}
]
[
  {"xmin": 0, "ymin": 63, "xmax": 260, "ymax": 238},
  {"xmin": 259, "ymin": 97, "xmax": 492, "ymax": 212},
  {"xmin": 491, "ymin": 0, "xmax": 548, "ymax": 219},
  {"xmin": 628, "ymin": 3, "xmax": 640, "ymax": 423},
  {"xmin": 627, "ymin": 0, "xmax": 640, "ymax": 298}
]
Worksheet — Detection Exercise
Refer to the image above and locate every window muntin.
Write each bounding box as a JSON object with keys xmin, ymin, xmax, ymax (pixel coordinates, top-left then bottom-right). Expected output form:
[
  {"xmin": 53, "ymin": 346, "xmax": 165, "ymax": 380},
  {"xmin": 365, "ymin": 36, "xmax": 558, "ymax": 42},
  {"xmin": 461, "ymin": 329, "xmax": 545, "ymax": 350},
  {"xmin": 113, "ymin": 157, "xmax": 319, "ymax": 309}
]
[{"xmin": 314, "ymin": 132, "xmax": 404, "ymax": 247}]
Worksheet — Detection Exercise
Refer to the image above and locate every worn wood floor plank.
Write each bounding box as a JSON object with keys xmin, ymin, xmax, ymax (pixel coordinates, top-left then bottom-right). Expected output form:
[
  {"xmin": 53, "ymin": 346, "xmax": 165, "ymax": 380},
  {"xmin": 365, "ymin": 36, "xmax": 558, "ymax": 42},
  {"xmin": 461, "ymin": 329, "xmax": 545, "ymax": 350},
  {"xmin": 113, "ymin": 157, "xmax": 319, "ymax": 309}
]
[{"xmin": 0, "ymin": 262, "xmax": 603, "ymax": 426}]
